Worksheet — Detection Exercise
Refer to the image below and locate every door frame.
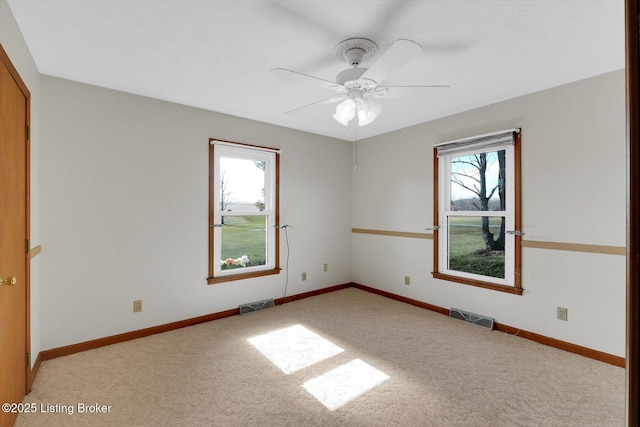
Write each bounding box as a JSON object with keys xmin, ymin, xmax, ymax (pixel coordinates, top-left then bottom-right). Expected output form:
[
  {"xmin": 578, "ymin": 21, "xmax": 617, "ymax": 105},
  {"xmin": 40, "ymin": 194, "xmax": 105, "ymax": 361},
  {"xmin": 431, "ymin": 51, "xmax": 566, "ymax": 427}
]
[
  {"xmin": 0, "ymin": 43, "xmax": 31, "ymax": 394},
  {"xmin": 625, "ymin": 0, "xmax": 640, "ymax": 424}
]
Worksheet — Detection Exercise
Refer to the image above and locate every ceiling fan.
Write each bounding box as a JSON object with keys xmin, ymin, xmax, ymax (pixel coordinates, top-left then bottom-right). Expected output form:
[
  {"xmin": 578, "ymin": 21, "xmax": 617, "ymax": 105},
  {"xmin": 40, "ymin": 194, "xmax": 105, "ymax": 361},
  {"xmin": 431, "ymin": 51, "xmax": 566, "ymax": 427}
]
[{"xmin": 270, "ymin": 38, "xmax": 450, "ymax": 127}]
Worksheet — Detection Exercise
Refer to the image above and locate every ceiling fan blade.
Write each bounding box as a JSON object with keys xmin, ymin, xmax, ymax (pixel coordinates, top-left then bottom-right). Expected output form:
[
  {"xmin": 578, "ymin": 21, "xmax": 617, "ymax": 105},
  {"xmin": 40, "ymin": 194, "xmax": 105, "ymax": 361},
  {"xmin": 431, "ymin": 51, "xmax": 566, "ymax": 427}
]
[
  {"xmin": 270, "ymin": 68, "xmax": 340, "ymax": 90},
  {"xmin": 374, "ymin": 85, "xmax": 451, "ymax": 99},
  {"xmin": 360, "ymin": 39, "xmax": 422, "ymax": 85},
  {"xmin": 285, "ymin": 95, "xmax": 345, "ymax": 115}
]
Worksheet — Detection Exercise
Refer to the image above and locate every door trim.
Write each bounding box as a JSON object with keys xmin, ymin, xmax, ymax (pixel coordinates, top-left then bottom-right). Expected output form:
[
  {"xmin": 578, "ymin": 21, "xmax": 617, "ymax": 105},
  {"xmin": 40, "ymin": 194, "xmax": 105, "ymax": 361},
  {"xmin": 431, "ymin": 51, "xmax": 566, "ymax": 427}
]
[
  {"xmin": 625, "ymin": 0, "xmax": 640, "ymax": 423},
  {"xmin": 0, "ymin": 43, "xmax": 32, "ymax": 394}
]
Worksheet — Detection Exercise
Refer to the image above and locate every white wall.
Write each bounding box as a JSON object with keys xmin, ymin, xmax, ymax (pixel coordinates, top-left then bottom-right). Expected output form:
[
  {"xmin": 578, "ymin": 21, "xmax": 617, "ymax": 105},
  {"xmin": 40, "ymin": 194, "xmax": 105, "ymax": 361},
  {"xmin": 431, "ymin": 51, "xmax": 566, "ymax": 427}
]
[
  {"xmin": 1, "ymin": 0, "xmax": 41, "ymax": 367},
  {"xmin": 39, "ymin": 76, "xmax": 352, "ymax": 350},
  {"xmin": 352, "ymin": 70, "xmax": 626, "ymax": 357}
]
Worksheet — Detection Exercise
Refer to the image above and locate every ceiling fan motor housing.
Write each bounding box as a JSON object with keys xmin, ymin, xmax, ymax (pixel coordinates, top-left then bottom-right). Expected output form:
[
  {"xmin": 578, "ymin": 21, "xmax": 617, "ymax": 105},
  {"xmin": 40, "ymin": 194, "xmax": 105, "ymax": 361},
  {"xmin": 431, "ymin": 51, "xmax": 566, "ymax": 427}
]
[
  {"xmin": 334, "ymin": 38, "xmax": 379, "ymax": 94},
  {"xmin": 335, "ymin": 68, "xmax": 377, "ymax": 92},
  {"xmin": 336, "ymin": 67, "xmax": 364, "ymax": 84}
]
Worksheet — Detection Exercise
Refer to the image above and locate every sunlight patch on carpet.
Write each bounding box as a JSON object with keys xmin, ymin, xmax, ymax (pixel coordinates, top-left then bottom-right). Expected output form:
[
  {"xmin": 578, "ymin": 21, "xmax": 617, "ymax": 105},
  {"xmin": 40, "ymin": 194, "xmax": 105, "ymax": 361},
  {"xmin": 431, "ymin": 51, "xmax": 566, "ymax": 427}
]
[
  {"xmin": 247, "ymin": 324, "xmax": 344, "ymax": 374},
  {"xmin": 302, "ymin": 358, "xmax": 390, "ymax": 411}
]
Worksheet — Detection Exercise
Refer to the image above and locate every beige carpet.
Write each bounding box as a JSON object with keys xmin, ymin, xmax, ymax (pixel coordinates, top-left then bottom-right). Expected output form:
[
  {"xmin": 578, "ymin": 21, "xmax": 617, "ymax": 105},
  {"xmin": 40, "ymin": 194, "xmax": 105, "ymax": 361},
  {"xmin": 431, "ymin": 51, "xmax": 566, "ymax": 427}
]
[{"xmin": 17, "ymin": 288, "xmax": 624, "ymax": 426}]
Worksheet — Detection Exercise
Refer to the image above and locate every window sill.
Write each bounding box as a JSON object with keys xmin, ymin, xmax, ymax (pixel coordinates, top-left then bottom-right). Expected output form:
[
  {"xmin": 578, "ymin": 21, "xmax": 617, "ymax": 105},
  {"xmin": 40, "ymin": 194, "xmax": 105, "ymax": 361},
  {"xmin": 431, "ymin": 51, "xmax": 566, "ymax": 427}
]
[
  {"xmin": 207, "ymin": 268, "xmax": 281, "ymax": 285},
  {"xmin": 432, "ymin": 272, "xmax": 523, "ymax": 295}
]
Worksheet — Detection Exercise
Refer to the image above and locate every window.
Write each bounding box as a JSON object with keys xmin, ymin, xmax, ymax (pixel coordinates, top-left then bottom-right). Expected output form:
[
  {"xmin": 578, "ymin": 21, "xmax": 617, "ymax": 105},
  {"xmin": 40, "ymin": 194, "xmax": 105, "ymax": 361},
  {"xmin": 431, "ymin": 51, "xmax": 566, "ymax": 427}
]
[
  {"xmin": 433, "ymin": 129, "xmax": 522, "ymax": 295},
  {"xmin": 208, "ymin": 140, "xmax": 280, "ymax": 284}
]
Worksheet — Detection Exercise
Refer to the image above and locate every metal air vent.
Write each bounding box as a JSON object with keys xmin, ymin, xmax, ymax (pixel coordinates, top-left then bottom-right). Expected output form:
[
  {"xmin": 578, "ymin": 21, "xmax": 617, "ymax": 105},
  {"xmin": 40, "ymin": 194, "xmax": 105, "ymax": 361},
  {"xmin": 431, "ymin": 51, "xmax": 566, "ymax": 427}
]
[
  {"xmin": 449, "ymin": 308, "xmax": 494, "ymax": 330},
  {"xmin": 239, "ymin": 299, "xmax": 275, "ymax": 315}
]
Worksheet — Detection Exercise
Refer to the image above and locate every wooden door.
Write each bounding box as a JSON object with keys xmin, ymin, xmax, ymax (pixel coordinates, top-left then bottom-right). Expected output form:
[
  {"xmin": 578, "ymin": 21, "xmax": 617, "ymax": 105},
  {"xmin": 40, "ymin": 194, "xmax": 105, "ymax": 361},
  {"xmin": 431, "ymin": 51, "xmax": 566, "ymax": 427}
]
[{"xmin": 0, "ymin": 45, "xmax": 30, "ymax": 427}]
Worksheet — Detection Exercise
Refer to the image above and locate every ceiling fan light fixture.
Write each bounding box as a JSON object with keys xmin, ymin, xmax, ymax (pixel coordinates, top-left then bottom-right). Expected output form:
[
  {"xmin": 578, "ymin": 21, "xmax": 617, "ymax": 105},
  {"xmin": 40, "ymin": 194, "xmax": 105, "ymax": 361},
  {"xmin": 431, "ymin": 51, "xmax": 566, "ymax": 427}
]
[
  {"xmin": 333, "ymin": 97, "xmax": 382, "ymax": 127},
  {"xmin": 332, "ymin": 98, "xmax": 356, "ymax": 126},
  {"xmin": 357, "ymin": 98, "xmax": 382, "ymax": 126}
]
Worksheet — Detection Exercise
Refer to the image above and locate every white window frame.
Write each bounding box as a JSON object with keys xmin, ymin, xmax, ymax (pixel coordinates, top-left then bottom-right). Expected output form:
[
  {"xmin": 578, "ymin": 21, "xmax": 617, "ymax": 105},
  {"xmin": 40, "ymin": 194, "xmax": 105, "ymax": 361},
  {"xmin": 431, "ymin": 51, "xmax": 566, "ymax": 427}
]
[
  {"xmin": 208, "ymin": 140, "xmax": 280, "ymax": 284},
  {"xmin": 433, "ymin": 129, "xmax": 522, "ymax": 294}
]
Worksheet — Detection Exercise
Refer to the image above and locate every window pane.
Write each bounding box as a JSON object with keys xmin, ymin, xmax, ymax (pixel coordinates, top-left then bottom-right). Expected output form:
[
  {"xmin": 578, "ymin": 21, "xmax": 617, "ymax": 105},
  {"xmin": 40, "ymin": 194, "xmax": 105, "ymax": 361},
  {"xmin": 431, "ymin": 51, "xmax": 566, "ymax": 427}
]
[
  {"xmin": 220, "ymin": 215, "xmax": 267, "ymax": 270},
  {"xmin": 448, "ymin": 216, "xmax": 505, "ymax": 279},
  {"xmin": 220, "ymin": 157, "xmax": 266, "ymax": 212},
  {"xmin": 450, "ymin": 150, "xmax": 505, "ymax": 211}
]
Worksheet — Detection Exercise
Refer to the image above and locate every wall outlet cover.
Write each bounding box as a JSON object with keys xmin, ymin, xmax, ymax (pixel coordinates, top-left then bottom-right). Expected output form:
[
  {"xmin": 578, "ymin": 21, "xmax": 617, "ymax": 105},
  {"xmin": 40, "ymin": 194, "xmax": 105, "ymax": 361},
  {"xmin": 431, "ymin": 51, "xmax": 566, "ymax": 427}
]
[{"xmin": 557, "ymin": 306, "xmax": 568, "ymax": 321}]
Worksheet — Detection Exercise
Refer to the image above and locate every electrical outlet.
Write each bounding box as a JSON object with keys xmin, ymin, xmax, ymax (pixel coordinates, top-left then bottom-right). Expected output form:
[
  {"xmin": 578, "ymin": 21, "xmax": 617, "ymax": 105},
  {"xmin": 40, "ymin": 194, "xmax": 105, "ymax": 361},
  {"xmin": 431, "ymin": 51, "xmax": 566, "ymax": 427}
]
[
  {"xmin": 557, "ymin": 306, "xmax": 568, "ymax": 321},
  {"xmin": 323, "ymin": 263, "xmax": 328, "ymax": 272},
  {"xmin": 404, "ymin": 276, "xmax": 410, "ymax": 285},
  {"xmin": 302, "ymin": 272, "xmax": 307, "ymax": 281},
  {"xmin": 133, "ymin": 300, "xmax": 142, "ymax": 313}
]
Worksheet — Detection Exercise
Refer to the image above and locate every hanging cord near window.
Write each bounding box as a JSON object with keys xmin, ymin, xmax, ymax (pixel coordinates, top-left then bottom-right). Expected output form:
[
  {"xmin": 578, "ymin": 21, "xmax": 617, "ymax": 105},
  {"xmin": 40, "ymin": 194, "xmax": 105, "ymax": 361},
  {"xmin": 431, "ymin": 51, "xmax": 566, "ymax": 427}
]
[{"xmin": 274, "ymin": 225, "xmax": 292, "ymax": 301}]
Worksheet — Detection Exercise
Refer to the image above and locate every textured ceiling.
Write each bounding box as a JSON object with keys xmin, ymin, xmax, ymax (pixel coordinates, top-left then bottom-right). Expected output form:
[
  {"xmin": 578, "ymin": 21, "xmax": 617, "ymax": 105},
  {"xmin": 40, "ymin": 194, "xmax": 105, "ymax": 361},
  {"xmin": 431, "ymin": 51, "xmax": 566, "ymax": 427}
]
[{"xmin": 7, "ymin": 0, "xmax": 625, "ymax": 141}]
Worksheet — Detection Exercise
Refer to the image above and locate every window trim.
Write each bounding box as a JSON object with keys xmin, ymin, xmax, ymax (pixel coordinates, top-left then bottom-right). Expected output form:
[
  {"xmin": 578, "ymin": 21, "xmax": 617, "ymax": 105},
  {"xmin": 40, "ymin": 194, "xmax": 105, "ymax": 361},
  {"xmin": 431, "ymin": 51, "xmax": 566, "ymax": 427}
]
[
  {"xmin": 207, "ymin": 139, "xmax": 280, "ymax": 285},
  {"xmin": 432, "ymin": 130, "xmax": 522, "ymax": 295}
]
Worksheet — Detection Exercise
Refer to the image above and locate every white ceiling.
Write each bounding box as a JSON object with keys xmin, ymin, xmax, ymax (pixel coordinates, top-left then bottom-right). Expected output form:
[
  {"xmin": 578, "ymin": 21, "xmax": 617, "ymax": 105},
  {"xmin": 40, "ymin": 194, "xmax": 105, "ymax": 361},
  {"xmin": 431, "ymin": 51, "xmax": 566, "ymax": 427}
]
[{"xmin": 7, "ymin": 0, "xmax": 625, "ymax": 141}]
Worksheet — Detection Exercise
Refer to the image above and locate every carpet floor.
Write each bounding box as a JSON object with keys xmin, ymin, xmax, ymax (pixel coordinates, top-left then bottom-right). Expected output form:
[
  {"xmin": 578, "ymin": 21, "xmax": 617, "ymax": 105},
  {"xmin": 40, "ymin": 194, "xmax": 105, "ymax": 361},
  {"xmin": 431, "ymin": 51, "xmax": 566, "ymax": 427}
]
[{"xmin": 16, "ymin": 288, "xmax": 624, "ymax": 426}]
